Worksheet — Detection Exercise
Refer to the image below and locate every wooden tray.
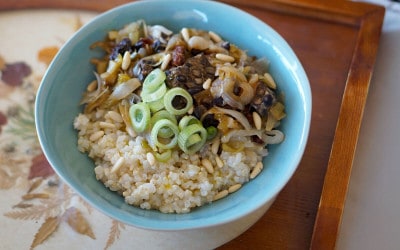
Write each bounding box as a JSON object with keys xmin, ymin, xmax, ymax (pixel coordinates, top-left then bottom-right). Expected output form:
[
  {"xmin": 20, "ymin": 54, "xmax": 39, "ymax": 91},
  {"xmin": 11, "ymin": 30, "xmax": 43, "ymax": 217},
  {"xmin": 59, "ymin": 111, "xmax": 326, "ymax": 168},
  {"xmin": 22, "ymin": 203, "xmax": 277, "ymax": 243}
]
[{"xmin": 0, "ymin": 0, "xmax": 384, "ymax": 249}]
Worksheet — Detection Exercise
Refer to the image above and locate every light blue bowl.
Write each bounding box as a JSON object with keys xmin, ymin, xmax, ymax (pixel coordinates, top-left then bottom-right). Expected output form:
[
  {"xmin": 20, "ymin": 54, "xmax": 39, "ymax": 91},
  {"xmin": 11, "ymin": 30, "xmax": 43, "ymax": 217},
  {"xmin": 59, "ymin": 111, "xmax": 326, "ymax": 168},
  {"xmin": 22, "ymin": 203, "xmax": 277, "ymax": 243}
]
[{"xmin": 35, "ymin": 0, "xmax": 311, "ymax": 231}]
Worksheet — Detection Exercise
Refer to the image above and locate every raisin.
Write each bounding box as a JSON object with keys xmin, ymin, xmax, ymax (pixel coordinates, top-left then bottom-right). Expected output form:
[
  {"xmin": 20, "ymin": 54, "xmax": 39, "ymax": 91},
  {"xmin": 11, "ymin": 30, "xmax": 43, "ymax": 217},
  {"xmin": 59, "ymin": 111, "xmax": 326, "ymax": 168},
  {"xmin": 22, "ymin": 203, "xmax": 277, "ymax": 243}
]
[
  {"xmin": 202, "ymin": 114, "xmax": 219, "ymax": 128},
  {"xmin": 221, "ymin": 41, "xmax": 230, "ymax": 50},
  {"xmin": 251, "ymin": 135, "xmax": 264, "ymax": 144},
  {"xmin": 193, "ymin": 105, "xmax": 207, "ymax": 119},
  {"xmin": 109, "ymin": 38, "xmax": 132, "ymax": 60},
  {"xmin": 262, "ymin": 93, "xmax": 274, "ymax": 108},
  {"xmin": 152, "ymin": 39, "xmax": 166, "ymax": 52},
  {"xmin": 172, "ymin": 46, "xmax": 186, "ymax": 66},
  {"xmin": 133, "ymin": 37, "xmax": 153, "ymax": 51},
  {"xmin": 213, "ymin": 97, "xmax": 224, "ymax": 107}
]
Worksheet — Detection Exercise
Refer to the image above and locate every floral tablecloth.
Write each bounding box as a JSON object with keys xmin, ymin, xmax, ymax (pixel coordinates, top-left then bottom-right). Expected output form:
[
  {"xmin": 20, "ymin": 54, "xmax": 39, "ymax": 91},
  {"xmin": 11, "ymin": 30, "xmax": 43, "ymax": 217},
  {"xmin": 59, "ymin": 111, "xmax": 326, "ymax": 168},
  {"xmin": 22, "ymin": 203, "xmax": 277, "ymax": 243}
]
[
  {"xmin": 0, "ymin": 10, "xmax": 154, "ymax": 250},
  {"xmin": 0, "ymin": 10, "xmax": 116, "ymax": 250}
]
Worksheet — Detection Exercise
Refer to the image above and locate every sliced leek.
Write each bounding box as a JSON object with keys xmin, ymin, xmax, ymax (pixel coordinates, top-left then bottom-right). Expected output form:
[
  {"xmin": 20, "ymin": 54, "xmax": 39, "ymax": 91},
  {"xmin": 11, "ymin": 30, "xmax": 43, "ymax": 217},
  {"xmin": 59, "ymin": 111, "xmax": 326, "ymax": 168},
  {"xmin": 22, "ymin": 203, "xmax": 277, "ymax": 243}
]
[
  {"xmin": 178, "ymin": 124, "xmax": 207, "ymax": 154},
  {"xmin": 155, "ymin": 149, "xmax": 172, "ymax": 162},
  {"xmin": 164, "ymin": 87, "xmax": 193, "ymax": 116},
  {"xmin": 141, "ymin": 82, "xmax": 167, "ymax": 103},
  {"xmin": 151, "ymin": 119, "xmax": 179, "ymax": 150},
  {"xmin": 129, "ymin": 102, "xmax": 150, "ymax": 133},
  {"xmin": 178, "ymin": 115, "xmax": 201, "ymax": 130},
  {"xmin": 142, "ymin": 68, "xmax": 166, "ymax": 93},
  {"xmin": 150, "ymin": 110, "xmax": 177, "ymax": 138}
]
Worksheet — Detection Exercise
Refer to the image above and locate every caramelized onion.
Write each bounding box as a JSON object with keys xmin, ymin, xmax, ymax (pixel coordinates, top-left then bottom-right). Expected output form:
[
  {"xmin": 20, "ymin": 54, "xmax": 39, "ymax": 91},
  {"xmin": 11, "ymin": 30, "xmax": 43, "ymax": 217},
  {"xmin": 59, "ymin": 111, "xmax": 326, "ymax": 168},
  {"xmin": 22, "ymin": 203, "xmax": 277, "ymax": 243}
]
[
  {"xmin": 249, "ymin": 57, "xmax": 270, "ymax": 74},
  {"xmin": 118, "ymin": 100, "xmax": 133, "ymax": 131},
  {"xmin": 216, "ymin": 65, "xmax": 246, "ymax": 82},
  {"xmin": 221, "ymin": 77, "xmax": 254, "ymax": 110},
  {"xmin": 201, "ymin": 107, "xmax": 251, "ymax": 130},
  {"xmin": 84, "ymin": 88, "xmax": 110, "ymax": 113},
  {"xmin": 109, "ymin": 78, "xmax": 141, "ymax": 101},
  {"xmin": 263, "ymin": 130, "xmax": 284, "ymax": 144},
  {"xmin": 221, "ymin": 129, "xmax": 284, "ymax": 146},
  {"xmin": 211, "ymin": 65, "xmax": 254, "ymax": 110},
  {"xmin": 221, "ymin": 129, "xmax": 263, "ymax": 144},
  {"xmin": 165, "ymin": 34, "xmax": 186, "ymax": 51},
  {"xmin": 80, "ymin": 72, "xmax": 103, "ymax": 105}
]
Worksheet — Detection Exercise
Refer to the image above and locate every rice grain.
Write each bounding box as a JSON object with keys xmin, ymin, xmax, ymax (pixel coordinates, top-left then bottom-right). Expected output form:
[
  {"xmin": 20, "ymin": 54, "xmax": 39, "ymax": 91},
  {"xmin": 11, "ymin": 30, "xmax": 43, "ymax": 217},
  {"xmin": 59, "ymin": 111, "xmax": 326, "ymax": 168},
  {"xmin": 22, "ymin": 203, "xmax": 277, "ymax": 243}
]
[{"xmin": 89, "ymin": 131, "xmax": 104, "ymax": 141}]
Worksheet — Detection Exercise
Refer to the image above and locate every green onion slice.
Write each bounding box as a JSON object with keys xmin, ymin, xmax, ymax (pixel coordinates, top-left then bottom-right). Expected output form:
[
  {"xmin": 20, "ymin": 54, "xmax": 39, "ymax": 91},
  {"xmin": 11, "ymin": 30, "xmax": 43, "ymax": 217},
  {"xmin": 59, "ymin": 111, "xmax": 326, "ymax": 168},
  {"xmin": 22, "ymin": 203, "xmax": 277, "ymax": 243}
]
[
  {"xmin": 187, "ymin": 133, "xmax": 202, "ymax": 147},
  {"xmin": 164, "ymin": 87, "xmax": 193, "ymax": 116},
  {"xmin": 155, "ymin": 149, "xmax": 172, "ymax": 162},
  {"xmin": 142, "ymin": 68, "xmax": 166, "ymax": 93},
  {"xmin": 141, "ymin": 82, "xmax": 167, "ymax": 103},
  {"xmin": 151, "ymin": 119, "xmax": 179, "ymax": 150},
  {"xmin": 148, "ymin": 98, "xmax": 165, "ymax": 113},
  {"xmin": 129, "ymin": 102, "xmax": 151, "ymax": 133},
  {"xmin": 178, "ymin": 123, "xmax": 207, "ymax": 154},
  {"xmin": 150, "ymin": 110, "xmax": 177, "ymax": 138},
  {"xmin": 178, "ymin": 115, "xmax": 201, "ymax": 131}
]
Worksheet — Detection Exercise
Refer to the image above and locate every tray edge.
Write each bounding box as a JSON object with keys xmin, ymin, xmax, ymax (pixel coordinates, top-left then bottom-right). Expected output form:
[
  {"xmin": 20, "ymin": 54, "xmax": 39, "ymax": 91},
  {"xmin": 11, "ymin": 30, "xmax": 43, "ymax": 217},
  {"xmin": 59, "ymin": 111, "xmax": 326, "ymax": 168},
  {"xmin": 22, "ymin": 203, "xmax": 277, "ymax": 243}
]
[{"xmin": 310, "ymin": 3, "xmax": 385, "ymax": 249}]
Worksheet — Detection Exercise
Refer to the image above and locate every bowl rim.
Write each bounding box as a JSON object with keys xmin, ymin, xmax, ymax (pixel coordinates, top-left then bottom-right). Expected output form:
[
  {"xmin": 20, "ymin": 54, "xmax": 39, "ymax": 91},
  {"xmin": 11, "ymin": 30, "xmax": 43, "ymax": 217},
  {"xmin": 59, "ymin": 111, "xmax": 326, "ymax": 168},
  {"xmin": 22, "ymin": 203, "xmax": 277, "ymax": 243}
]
[{"xmin": 35, "ymin": 0, "xmax": 312, "ymax": 231}]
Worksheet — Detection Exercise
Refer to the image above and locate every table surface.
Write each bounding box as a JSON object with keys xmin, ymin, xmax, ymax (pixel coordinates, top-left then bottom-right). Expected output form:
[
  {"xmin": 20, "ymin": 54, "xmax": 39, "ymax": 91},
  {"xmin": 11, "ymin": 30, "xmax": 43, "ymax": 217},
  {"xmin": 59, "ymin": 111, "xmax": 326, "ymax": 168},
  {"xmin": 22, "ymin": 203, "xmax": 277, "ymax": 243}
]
[{"xmin": 0, "ymin": 1, "xmax": 399, "ymax": 249}]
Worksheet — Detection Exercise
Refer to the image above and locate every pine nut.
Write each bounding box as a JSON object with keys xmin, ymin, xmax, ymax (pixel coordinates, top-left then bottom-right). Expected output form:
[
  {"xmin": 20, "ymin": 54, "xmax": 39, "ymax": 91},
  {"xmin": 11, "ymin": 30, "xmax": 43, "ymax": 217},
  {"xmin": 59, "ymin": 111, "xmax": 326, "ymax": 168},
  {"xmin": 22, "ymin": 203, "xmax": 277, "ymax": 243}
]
[
  {"xmin": 121, "ymin": 51, "xmax": 131, "ymax": 70},
  {"xmin": 89, "ymin": 131, "xmax": 104, "ymax": 141},
  {"xmin": 248, "ymin": 73, "xmax": 259, "ymax": 85},
  {"xmin": 213, "ymin": 190, "xmax": 229, "ymax": 201},
  {"xmin": 87, "ymin": 80, "xmax": 97, "ymax": 92},
  {"xmin": 111, "ymin": 157, "xmax": 125, "ymax": 173},
  {"xmin": 250, "ymin": 161, "xmax": 263, "ymax": 179},
  {"xmin": 202, "ymin": 78, "xmax": 212, "ymax": 90},
  {"xmin": 146, "ymin": 152, "xmax": 156, "ymax": 166},
  {"xmin": 202, "ymin": 159, "xmax": 214, "ymax": 174},
  {"xmin": 228, "ymin": 183, "xmax": 242, "ymax": 193},
  {"xmin": 216, "ymin": 53, "xmax": 235, "ymax": 63},
  {"xmin": 215, "ymin": 156, "xmax": 224, "ymax": 168},
  {"xmin": 99, "ymin": 121, "xmax": 116, "ymax": 129},
  {"xmin": 252, "ymin": 112, "xmax": 262, "ymax": 130},
  {"xmin": 188, "ymin": 36, "xmax": 210, "ymax": 50},
  {"xmin": 263, "ymin": 73, "xmax": 276, "ymax": 89},
  {"xmin": 209, "ymin": 31, "xmax": 222, "ymax": 43},
  {"xmin": 108, "ymin": 30, "xmax": 118, "ymax": 40},
  {"xmin": 181, "ymin": 28, "xmax": 190, "ymax": 42},
  {"xmin": 161, "ymin": 53, "xmax": 172, "ymax": 71},
  {"xmin": 126, "ymin": 127, "xmax": 137, "ymax": 138},
  {"xmin": 211, "ymin": 139, "xmax": 220, "ymax": 155}
]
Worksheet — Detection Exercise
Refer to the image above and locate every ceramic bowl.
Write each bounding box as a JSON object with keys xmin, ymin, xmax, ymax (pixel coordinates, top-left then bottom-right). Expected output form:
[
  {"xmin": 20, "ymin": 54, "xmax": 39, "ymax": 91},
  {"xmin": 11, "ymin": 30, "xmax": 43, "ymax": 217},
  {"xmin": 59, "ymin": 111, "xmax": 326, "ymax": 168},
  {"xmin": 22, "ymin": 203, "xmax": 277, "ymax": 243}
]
[{"xmin": 35, "ymin": 0, "xmax": 311, "ymax": 231}]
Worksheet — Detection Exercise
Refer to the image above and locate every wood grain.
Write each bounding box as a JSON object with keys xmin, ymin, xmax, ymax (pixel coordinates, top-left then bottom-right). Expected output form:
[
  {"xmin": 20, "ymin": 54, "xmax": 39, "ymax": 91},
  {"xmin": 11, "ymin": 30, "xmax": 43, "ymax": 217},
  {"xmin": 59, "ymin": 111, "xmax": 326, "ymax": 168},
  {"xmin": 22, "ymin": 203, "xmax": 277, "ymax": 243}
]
[
  {"xmin": 309, "ymin": 5, "xmax": 385, "ymax": 249},
  {"xmin": 221, "ymin": 1, "xmax": 384, "ymax": 249},
  {"xmin": 0, "ymin": 0, "xmax": 384, "ymax": 249},
  {"xmin": 220, "ymin": 1, "xmax": 384, "ymax": 249}
]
